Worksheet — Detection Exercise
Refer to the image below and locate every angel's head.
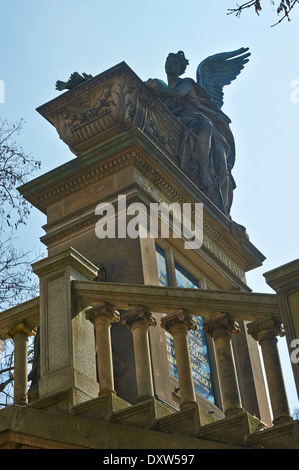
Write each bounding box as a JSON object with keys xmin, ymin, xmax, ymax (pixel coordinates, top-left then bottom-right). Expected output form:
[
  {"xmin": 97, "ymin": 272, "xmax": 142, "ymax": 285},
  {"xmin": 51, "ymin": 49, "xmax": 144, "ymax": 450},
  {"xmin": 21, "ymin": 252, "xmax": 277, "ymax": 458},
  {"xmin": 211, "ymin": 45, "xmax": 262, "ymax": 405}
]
[{"xmin": 165, "ymin": 51, "xmax": 189, "ymax": 77}]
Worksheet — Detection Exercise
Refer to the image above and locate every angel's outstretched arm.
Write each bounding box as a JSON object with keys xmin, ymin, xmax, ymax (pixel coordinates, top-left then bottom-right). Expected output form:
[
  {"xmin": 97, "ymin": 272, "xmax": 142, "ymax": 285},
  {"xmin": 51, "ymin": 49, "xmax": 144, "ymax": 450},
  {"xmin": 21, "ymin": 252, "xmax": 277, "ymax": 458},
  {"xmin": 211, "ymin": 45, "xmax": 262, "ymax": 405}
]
[{"xmin": 150, "ymin": 78, "xmax": 193, "ymax": 99}]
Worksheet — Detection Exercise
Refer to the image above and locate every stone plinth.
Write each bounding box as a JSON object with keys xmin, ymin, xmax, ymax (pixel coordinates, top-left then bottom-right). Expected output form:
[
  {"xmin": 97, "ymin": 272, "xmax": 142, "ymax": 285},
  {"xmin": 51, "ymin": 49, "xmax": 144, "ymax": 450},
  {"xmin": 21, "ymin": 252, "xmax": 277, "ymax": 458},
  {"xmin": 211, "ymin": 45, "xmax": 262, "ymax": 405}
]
[{"xmin": 32, "ymin": 248, "xmax": 99, "ymax": 409}]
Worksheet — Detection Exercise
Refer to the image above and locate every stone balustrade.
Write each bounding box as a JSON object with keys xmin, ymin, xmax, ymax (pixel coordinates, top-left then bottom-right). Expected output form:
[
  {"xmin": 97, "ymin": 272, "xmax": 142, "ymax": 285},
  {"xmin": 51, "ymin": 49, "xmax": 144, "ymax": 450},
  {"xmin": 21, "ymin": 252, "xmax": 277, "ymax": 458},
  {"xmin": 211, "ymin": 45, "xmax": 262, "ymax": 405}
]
[
  {"xmin": 0, "ymin": 263, "xmax": 296, "ymax": 429},
  {"xmin": 0, "ymin": 298, "xmax": 39, "ymax": 406}
]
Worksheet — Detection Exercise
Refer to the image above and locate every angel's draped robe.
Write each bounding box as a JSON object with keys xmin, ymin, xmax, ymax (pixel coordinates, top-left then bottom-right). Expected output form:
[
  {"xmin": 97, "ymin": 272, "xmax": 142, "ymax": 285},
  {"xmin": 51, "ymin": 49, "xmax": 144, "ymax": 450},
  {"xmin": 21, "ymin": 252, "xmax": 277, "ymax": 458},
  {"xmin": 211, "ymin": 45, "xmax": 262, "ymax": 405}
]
[{"xmin": 162, "ymin": 78, "xmax": 236, "ymax": 216}]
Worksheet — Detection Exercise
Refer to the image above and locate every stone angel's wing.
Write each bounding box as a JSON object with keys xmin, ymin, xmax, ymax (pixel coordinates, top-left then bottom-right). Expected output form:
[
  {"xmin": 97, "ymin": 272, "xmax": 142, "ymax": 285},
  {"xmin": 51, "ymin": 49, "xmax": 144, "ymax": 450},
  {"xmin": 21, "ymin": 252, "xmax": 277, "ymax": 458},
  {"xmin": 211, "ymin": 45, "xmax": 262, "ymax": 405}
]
[{"xmin": 196, "ymin": 47, "xmax": 251, "ymax": 109}]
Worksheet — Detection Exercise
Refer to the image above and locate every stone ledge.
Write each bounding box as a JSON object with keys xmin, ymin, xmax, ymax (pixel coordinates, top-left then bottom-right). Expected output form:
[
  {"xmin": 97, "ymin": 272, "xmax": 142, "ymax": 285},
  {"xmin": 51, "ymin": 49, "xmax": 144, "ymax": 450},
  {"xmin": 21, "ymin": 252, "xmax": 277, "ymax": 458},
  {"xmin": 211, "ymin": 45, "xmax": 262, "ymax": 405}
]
[
  {"xmin": 153, "ymin": 404, "xmax": 217, "ymax": 438},
  {"xmin": 70, "ymin": 393, "xmax": 130, "ymax": 421},
  {"xmin": 110, "ymin": 397, "xmax": 172, "ymax": 428},
  {"xmin": 0, "ymin": 404, "xmax": 243, "ymax": 449},
  {"xmin": 246, "ymin": 419, "xmax": 299, "ymax": 449},
  {"xmin": 196, "ymin": 411, "xmax": 267, "ymax": 446}
]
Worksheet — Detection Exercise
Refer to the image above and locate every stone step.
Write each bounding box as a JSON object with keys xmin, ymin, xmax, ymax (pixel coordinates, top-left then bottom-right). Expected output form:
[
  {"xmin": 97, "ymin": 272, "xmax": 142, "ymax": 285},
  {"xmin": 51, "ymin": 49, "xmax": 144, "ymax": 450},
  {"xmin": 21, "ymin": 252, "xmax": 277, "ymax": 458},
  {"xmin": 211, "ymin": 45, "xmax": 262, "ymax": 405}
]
[
  {"xmin": 110, "ymin": 397, "xmax": 173, "ymax": 428},
  {"xmin": 246, "ymin": 419, "xmax": 299, "ymax": 449},
  {"xmin": 153, "ymin": 404, "xmax": 217, "ymax": 438},
  {"xmin": 197, "ymin": 410, "xmax": 267, "ymax": 446},
  {"xmin": 70, "ymin": 393, "xmax": 130, "ymax": 421}
]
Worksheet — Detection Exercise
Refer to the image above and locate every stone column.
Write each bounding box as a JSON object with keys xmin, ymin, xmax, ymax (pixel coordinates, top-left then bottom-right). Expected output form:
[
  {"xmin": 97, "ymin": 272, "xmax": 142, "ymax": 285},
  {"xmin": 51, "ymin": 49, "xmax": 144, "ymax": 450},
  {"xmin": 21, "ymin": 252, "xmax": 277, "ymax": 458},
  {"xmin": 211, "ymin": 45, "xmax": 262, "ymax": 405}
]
[
  {"xmin": 122, "ymin": 306, "xmax": 157, "ymax": 401},
  {"xmin": 9, "ymin": 323, "xmax": 36, "ymax": 405},
  {"xmin": 161, "ymin": 310, "xmax": 197, "ymax": 409},
  {"xmin": 86, "ymin": 303, "xmax": 120, "ymax": 396},
  {"xmin": 203, "ymin": 313, "xmax": 243, "ymax": 417},
  {"xmin": 247, "ymin": 317, "xmax": 293, "ymax": 425},
  {"xmin": 264, "ymin": 259, "xmax": 299, "ymax": 401}
]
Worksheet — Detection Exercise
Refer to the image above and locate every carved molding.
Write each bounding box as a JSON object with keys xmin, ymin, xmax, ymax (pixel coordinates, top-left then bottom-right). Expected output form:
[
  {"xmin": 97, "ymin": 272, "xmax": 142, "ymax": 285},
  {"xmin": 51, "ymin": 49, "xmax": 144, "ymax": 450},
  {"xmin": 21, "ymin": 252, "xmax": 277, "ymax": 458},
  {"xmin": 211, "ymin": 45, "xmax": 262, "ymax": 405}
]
[
  {"xmin": 122, "ymin": 306, "xmax": 157, "ymax": 329},
  {"xmin": 37, "ymin": 62, "xmax": 182, "ymax": 160},
  {"xmin": 203, "ymin": 313, "xmax": 240, "ymax": 338},
  {"xmin": 8, "ymin": 322, "xmax": 37, "ymax": 339},
  {"xmin": 37, "ymin": 149, "xmax": 252, "ymax": 273},
  {"xmin": 85, "ymin": 303, "xmax": 120, "ymax": 325},
  {"xmin": 247, "ymin": 316, "xmax": 285, "ymax": 343},
  {"xmin": 161, "ymin": 309, "xmax": 197, "ymax": 334}
]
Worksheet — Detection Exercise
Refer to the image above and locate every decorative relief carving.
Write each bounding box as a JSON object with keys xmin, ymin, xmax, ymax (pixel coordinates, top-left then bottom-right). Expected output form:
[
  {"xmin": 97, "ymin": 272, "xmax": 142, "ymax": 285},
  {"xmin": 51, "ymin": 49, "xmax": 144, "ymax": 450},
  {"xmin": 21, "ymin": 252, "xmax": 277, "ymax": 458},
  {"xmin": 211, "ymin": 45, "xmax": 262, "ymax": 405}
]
[
  {"xmin": 85, "ymin": 303, "xmax": 120, "ymax": 325},
  {"xmin": 122, "ymin": 306, "xmax": 157, "ymax": 329},
  {"xmin": 247, "ymin": 316, "xmax": 285, "ymax": 343},
  {"xmin": 38, "ymin": 63, "xmax": 182, "ymax": 159},
  {"xmin": 161, "ymin": 309, "xmax": 197, "ymax": 334},
  {"xmin": 46, "ymin": 81, "xmax": 120, "ymax": 150},
  {"xmin": 203, "ymin": 313, "xmax": 240, "ymax": 338},
  {"xmin": 144, "ymin": 109, "xmax": 181, "ymax": 163}
]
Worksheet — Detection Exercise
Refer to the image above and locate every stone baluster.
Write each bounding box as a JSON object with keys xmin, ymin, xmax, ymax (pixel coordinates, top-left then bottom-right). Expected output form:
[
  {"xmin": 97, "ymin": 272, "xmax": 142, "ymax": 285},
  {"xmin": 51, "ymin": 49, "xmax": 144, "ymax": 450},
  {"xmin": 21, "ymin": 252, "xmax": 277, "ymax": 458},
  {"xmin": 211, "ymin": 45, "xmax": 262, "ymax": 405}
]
[
  {"xmin": 122, "ymin": 306, "xmax": 157, "ymax": 401},
  {"xmin": 161, "ymin": 309, "xmax": 197, "ymax": 409},
  {"xmin": 247, "ymin": 316, "xmax": 293, "ymax": 425},
  {"xmin": 86, "ymin": 303, "xmax": 120, "ymax": 396},
  {"xmin": 8, "ymin": 323, "xmax": 36, "ymax": 405},
  {"xmin": 203, "ymin": 313, "xmax": 243, "ymax": 417}
]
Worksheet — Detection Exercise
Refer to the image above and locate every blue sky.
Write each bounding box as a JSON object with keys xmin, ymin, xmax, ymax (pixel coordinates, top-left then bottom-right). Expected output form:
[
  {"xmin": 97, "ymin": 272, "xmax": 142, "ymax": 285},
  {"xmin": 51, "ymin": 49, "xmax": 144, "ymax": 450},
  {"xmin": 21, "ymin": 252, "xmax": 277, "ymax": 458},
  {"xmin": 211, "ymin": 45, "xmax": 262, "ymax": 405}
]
[{"xmin": 1, "ymin": 1, "xmax": 298, "ymax": 413}]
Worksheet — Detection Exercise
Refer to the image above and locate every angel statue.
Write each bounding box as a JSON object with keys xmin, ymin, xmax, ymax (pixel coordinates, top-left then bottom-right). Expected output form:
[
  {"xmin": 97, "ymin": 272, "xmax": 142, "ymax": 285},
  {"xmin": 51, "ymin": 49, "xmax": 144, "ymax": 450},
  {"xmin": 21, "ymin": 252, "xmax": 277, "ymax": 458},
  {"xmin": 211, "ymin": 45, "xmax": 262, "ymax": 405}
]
[{"xmin": 146, "ymin": 48, "xmax": 250, "ymax": 217}]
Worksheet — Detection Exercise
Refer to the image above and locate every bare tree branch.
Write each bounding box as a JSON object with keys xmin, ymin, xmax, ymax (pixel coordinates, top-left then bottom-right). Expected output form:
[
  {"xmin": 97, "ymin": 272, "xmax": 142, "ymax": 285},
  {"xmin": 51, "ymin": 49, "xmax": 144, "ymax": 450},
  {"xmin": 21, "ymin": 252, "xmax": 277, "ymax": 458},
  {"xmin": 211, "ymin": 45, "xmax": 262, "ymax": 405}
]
[
  {"xmin": 228, "ymin": 0, "xmax": 299, "ymax": 26},
  {"xmin": 0, "ymin": 120, "xmax": 41, "ymax": 406},
  {"xmin": 0, "ymin": 119, "xmax": 41, "ymax": 312}
]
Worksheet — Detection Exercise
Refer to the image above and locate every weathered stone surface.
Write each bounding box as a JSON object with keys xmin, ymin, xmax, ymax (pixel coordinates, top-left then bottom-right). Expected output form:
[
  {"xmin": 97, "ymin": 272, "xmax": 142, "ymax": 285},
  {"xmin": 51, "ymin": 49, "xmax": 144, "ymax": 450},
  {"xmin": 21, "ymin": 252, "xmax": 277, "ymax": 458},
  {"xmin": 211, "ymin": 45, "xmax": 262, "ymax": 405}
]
[
  {"xmin": 0, "ymin": 405, "xmax": 245, "ymax": 449},
  {"xmin": 37, "ymin": 62, "xmax": 182, "ymax": 161},
  {"xmin": 264, "ymin": 259, "xmax": 299, "ymax": 401}
]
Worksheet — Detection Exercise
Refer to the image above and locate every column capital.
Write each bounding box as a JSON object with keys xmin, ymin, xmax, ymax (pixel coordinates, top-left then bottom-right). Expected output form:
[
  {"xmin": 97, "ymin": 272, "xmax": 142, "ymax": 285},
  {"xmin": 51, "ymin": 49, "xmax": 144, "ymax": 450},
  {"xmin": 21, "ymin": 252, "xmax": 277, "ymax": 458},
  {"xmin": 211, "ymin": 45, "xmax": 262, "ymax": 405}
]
[
  {"xmin": 203, "ymin": 313, "xmax": 240, "ymax": 339},
  {"xmin": 8, "ymin": 323, "xmax": 37, "ymax": 339},
  {"xmin": 161, "ymin": 309, "xmax": 197, "ymax": 335},
  {"xmin": 85, "ymin": 303, "xmax": 120, "ymax": 325},
  {"xmin": 247, "ymin": 316, "xmax": 285, "ymax": 343},
  {"xmin": 122, "ymin": 306, "xmax": 157, "ymax": 330}
]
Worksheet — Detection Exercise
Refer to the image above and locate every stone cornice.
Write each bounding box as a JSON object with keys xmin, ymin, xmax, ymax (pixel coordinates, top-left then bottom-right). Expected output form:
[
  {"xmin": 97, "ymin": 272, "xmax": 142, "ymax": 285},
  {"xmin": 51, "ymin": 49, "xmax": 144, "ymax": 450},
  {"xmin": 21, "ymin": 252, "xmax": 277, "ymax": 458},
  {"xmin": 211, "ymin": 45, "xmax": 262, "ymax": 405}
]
[
  {"xmin": 19, "ymin": 61, "xmax": 266, "ymax": 278},
  {"xmin": 20, "ymin": 137, "xmax": 263, "ymax": 275}
]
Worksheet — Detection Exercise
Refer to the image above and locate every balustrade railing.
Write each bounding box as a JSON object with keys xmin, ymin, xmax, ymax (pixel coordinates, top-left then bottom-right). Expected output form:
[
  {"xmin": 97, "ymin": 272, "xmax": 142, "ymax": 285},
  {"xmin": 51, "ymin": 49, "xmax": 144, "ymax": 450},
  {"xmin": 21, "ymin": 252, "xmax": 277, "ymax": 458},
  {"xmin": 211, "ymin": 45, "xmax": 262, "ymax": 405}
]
[
  {"xmin": 0, "ymin": 297, "xmax": 39, "ymax": 406},
  {"xmin": 0, "ymin": 278, "xmax": 295, "ymax": 427}
]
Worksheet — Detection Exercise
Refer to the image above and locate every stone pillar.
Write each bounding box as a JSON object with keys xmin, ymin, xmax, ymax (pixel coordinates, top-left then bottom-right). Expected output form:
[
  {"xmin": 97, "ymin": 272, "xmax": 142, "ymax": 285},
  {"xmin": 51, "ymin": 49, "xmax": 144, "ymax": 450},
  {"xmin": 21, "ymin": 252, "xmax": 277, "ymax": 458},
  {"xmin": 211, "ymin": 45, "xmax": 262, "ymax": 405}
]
[
  {"xmin": 264, "ymin": 259, "xmax": 299, "ymax": 401},
  {"xmin": 247, "ymin": 317, "xmax": 293, "ymax": 425},
  {"xmin": 86, "ymin": 303, "xmax": 120, "ymax": 396},
  {"xmin": 122, "ymin": 306, "xmax": 157, "ymax": 401},
  {"xmin": 9, "ymin": 323, "xmax": 36, "ymax": 405},
  {"xmin": 203, "ymin": 313, "xmax": 243, "ymax": 417},
  {"xmin": 32, "ymin": 248, "xmax": 99, "ymax": 406},
  {"xmin": 161, "ymin": 310, "xmax": 197, "ymax": 409}
]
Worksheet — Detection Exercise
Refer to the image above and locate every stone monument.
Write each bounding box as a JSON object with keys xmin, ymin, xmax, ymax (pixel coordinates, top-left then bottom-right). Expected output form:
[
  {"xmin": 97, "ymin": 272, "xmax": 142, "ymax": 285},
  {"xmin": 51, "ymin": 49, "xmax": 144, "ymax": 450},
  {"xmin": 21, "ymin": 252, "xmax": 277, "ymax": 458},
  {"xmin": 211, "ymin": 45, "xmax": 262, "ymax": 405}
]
[
  {"xmin": 17, "ymin": 51, "xmax": 271, "ymax": 423},
  {"xmin": 1, "ymin": 50, "xmax": 298, "ymax": 449}
]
